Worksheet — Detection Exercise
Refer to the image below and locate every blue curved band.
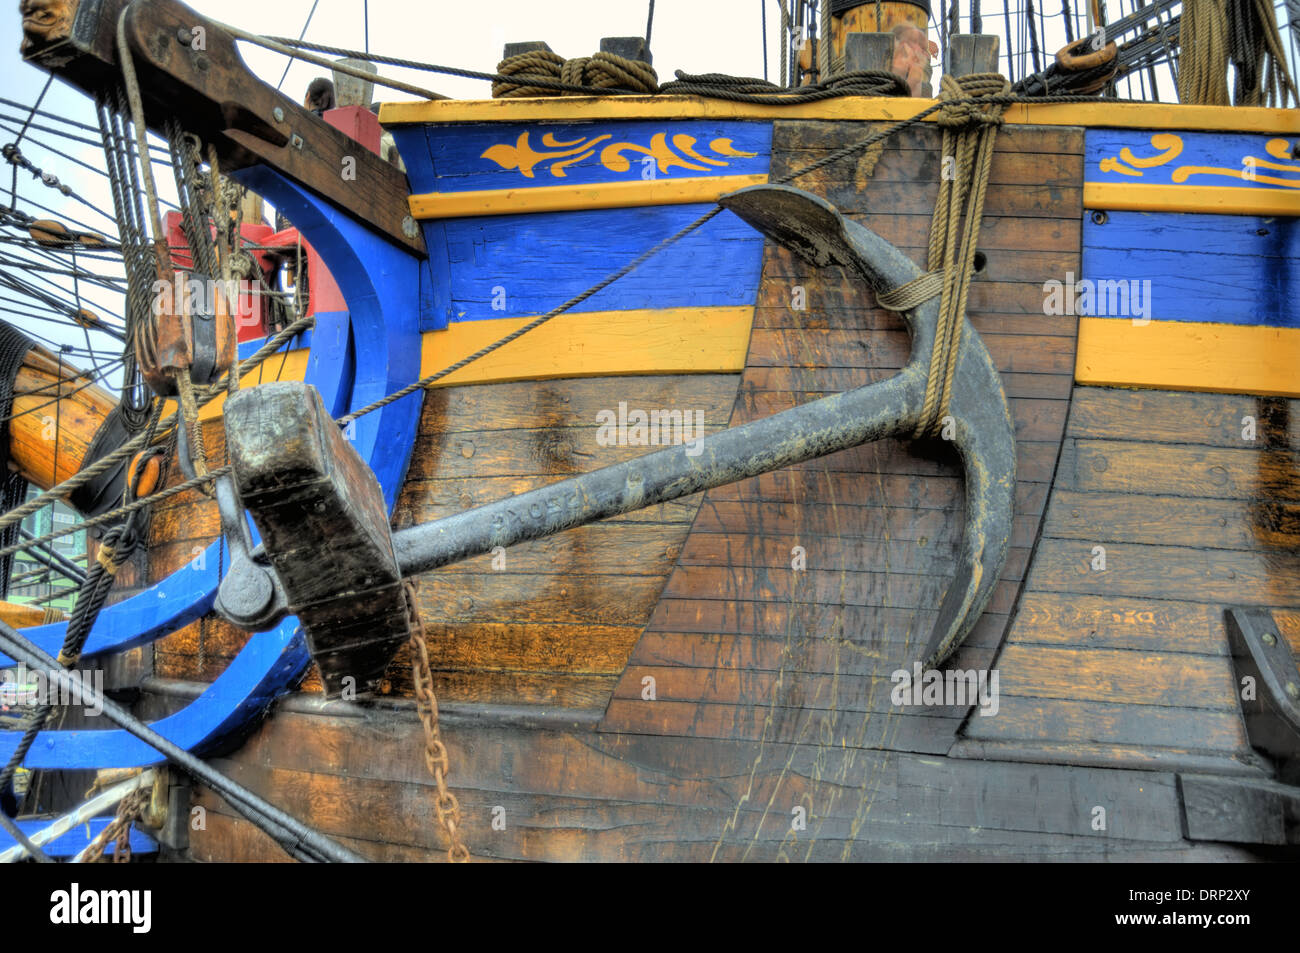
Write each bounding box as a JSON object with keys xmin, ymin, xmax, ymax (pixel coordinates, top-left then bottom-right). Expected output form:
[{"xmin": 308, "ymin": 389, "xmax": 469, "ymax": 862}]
[{"xmin": 0, "ymin": 166, "xmax": 424, "ymax": 768}]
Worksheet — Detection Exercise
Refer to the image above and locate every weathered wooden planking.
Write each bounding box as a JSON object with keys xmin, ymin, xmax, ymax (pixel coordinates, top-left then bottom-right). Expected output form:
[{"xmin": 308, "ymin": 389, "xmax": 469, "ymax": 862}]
[
  {"xmin": 1067, "ymin": 389, "xmax": 1299, "ymax": 448},
  {"xmin": 391, "ymin": 373, "xmax": 742, "ymax": 709},
  {"xmin": 600, "ymin": 119, "xmax": 1082, "ymax": 763},
  {"xmin": 1027, "ymin": 537, "xmax": 1299, "ymax": 606},
  {"xmin": 1060, "ymin": 438, "xmax": 1300, "ymax": 501},
  {"xmin": 418, "ymin": 374, "xmax": 739, "ymax": 434},
  {"xmin": 774, "ymin": 121, "xmax": 1087, "ymax": 157},
  {"xmin": 181, "ymin": 709, "xmax": 1257, "ymax": 862},
  {"xmin": 965, "ymin": 384, "xmax": 1300, "ymax": 772},
  {"xmin": 746, "ymin": 328, "xmax": 1077, "ymax": 375},
  {"xmin": 646, "ymin": 599, "xmax": 1013, "ymax": 651},
  {"xmin": 1046, "ymin": 489, "xmax": 1300, "ymax": 551},
  {"xmin": 745, "ymin": 364, "xmax": 1073, "ymax": 399}
]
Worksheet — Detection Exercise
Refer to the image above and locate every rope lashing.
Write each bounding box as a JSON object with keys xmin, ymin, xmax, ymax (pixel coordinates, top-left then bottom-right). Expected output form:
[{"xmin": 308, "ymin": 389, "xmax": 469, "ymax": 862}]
[
  {"xmin": 494, "ymin": 50, "xmax": 658, "ymax": 98},
  {"xmin": 876, "ymin": 72, "xmax": 1009, "ymax": 440}
]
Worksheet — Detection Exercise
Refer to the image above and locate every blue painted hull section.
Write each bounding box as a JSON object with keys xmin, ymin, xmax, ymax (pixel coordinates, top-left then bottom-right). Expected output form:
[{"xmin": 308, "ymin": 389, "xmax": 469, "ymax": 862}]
[{"xmin": 1082, "ymin": 211, "xmax": 1299, "ymax": 327}]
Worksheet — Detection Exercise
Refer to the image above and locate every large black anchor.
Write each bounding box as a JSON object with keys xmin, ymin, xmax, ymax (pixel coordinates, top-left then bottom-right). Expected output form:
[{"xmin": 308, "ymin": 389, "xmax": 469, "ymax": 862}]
[{"xmin": 216, "ymin": 184, "xmax": 1016, "ymax": 696}]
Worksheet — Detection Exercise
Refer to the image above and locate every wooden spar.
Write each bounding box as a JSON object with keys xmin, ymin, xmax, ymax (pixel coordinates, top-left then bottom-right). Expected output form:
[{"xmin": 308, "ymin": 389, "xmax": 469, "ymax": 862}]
[
  {"xmin": 0, "ymin": 601, "xmax": 66, "ymax": 628},
  {"xmin": 8, "ymin": 343, "xmax": 117, "ymax": 490}
]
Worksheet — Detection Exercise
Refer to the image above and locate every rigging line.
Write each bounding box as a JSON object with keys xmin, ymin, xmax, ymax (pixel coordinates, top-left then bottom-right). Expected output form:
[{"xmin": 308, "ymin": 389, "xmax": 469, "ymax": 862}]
[
  {"xmin": 647, "ymin": 0, "xmax": 657, "ymax": 45},
  {"xmin": 10, "ymin": 74, "xmax": 54, "ymax": 152},
  {"xmin": 0, "ymin": 307, "xmax": 125, "ymax": 344},
  {"xmin": 17, "ymin": 529, "xmax": 87, "ymax": 586},
  {"xmin": 0, "ymin": 111, "xmax": 171, "ymax": 159},
  {"xmin": 0, "ymin": 618, "xmax": 367, "ymax": 863},
  {"xmin": 12, "ymin": 189, "xmax": 122, "ymax": 235},
  {"xmin": 763, "ymin": 0, "xmax": 769, "ymax": 82},
  {"xmin": 1003, "ymin": 0, "xmax": 1016, "ymax": 80},
  {"xmin": 0, "ymin": 96, "xmax": 101, "ymax": 136},
  {"xmin": 0, "ymin": 313, "xmax": 313, "ymax": 540},
  {"xmin": 0, "ymin": 262, "xmax": 124, "ymax": 319},
  {"xmin": 276, "ymin": 0, "xmax": 321, "ymax": 92},
  {"xmin": 0, "ymin": 811, "xmax": 53, "ymax": 863},
  {"xmin": 364, "ymin": 0, "xmax": 369, "ymax": 55},
  {"xmin": 8, "ymin": 74, "xmax": 54, "ymax": 211},
  {"xmin": 0, "ymin": 255, "xmax": 126, "ymax": 286},
  {"xmin": 256, "ymin": 34, "xmax": 640, "ymax": 96},
  {"xmin": 70, "ymin": 247, "xmax": 108, "ymax": 385},
  {"xmin": 3, "ymin": 145, "xmax": 121, "ymax": 225}
]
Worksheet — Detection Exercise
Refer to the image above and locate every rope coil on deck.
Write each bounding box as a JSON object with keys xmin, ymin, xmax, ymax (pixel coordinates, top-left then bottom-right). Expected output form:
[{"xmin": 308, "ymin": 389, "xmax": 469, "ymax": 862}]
[{"xmin": 494, "ymin": 50, "xmax": 658, "ymax": 98}]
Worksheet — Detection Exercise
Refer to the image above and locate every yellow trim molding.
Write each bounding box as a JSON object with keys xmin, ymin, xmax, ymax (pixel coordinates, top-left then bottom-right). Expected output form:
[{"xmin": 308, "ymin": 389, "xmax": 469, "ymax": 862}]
[
  {"xmin": 1084, "ymin": 182, "xmax": 1300, "ymax": 216},
  {"xmin": 1076, "ymin": 317, "xmax": 1300, "ymax": 397},
  {"xmin": 420, "ymin": 306, "xmax": 753, "ymax": 386},
  {"xmin": 176, "ymin": 348, "xmax": 311, "ymax": 423},
  {"xmin": 381, "ymin": 96, "xmax": 1300, "ymax": 135},
  {"xmin": 409, "ymin": 174, "xmax": 769, "ymax": 219}
]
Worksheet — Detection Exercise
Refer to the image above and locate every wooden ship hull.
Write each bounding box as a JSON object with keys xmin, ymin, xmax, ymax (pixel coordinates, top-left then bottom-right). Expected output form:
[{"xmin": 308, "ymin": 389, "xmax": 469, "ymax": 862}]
[{"xmin": 1, "ymin": 0, "xmax": 1298, "ymax": 862}]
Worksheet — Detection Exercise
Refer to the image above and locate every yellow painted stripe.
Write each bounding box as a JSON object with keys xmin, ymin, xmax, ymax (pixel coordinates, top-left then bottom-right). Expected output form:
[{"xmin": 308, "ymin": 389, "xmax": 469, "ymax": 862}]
[
  {"xmin": 381, "ymin": 96, "xmax": 1300, "ymax": 134},
  {"xmin": 1076, "ymin": 317, "xmax": 1300, "ymax": 397},
  {"xmin": 1085, "ymin": 182, "xmax": 1300, "ymax": 216},
  {"xmin": 409, "ymin": 174, "xmax": 768, "ymax": 219},
  {"xmin": 186, "ymin": 308, "xmax": 752, "ymax": 423},
  {"xmin": 178, "ymin": 348, "xmax": 311, "ymax": 422},
  {"xmin": 419, "ymin": 306, "xmax": 753, "ymax": 386}
]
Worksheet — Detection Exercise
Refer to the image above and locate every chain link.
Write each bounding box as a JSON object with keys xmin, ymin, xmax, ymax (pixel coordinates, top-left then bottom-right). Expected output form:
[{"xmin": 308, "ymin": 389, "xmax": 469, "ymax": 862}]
[
  {"xmin": 82, "ymin": 785, "xmax": 150, "ymax": 863},
  {"xmin": 403, "ymin": 579, "xmax": 470, "ymax": 863}
]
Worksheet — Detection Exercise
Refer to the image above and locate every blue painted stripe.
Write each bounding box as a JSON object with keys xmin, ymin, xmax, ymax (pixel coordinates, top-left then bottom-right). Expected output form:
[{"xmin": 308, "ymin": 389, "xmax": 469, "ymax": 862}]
[
  {"xmin": 1082, "ymin": 210, "xmax": 1299, "ymax": 328},
  {"xmin": 429, "ymin": 203, "xmax": 764, "ymax": 328},
  {"xmin": 393, "ymin": 119, "xmax": 772, "ymax": 194},
  {"xmin": 1087, "ymin": 128, "xmax": 1300, "ymax": 191},
  {"xmin": 0, "ymin": 817, "xmax": 155, "ymax": 856}
]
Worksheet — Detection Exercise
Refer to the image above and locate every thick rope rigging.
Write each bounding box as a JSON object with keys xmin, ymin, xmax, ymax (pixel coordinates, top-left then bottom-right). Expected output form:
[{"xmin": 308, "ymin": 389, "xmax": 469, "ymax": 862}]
[{"xmin": 876, "ymin": 73, "xmax": 1010, "ymax": 438}]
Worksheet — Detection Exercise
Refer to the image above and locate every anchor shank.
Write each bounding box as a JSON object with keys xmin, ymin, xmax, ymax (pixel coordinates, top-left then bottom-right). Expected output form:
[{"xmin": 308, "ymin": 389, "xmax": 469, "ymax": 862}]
[{"xmin": 393, "ymin": 368, "xmax": 922, "ymax": 576}]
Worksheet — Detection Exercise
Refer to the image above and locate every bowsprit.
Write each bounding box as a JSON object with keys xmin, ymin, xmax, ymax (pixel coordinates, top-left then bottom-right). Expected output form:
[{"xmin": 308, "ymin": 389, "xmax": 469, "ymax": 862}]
[{"xmin": 215, "ymin": 184, "xmax": 1016, "ymax": 693}]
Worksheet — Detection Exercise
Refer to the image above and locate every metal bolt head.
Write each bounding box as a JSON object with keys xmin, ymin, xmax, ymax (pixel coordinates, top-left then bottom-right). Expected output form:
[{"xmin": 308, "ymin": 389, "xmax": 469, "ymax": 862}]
[
  {"xmin": 273, "ymin": 106, "xmax": 286, "ymax": 123},
  {"xmin": 1287, "ymin": 682, "xmax": 1300, "ymax": 701},
  {"xmin": 290, "ymin": 133, "xmax": 304, "ymax": 150},
  {"xmin": 1263, "ymin": 632, "xmax": 1277, "ymax": 646},
  {"xmin": 177, "ymin": 27, "xmax": 193, "ymax": 45},
  {"xmin": 402, "ymin": 215, "xmax": 419, "ymax": 239}
]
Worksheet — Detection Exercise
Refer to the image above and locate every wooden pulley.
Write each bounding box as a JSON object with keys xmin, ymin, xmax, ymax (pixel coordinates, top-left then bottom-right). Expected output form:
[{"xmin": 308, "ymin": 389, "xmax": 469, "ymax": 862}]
[
  {"xmin": 27, "ymin": 218, "xmax": 107, "ymax": 248},
  {"xmin": 126, "ymin": 449, "xmax": 164, "ymax": 499},
  {"xmin": 1055, "ymin": 35, "xmax": 1118, "ymax": 73},
  {"xmin": 137, "ymin": 268, "xmax": 236, "ymax": 398}
]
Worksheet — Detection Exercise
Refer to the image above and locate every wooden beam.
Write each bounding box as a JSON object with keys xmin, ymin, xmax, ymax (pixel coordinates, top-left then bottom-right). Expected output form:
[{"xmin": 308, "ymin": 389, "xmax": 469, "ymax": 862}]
[
  {"xmin": 843, "ymin": 32, "xmax": 895, "ymax": 73},
  {"xmin": 9, "ymin": 343, "xmax": 117, "ymax": 490},
  {"xmin": 946, "ymin": 34, "xmax": 1000, "ymax": 77}
]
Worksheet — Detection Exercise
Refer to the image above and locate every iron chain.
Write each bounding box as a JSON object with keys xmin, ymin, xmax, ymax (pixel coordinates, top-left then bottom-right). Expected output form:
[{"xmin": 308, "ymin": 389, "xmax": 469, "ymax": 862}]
[{"xmin": 404, "ymin": 579, "xmax": 470, "ymax": 863}]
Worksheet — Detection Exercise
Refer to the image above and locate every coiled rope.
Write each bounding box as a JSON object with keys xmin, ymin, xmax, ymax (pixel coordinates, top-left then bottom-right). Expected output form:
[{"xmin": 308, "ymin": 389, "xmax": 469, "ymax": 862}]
[{"xmin": 494, "ymin": 50, "xmax": 659, "ymax": 98}]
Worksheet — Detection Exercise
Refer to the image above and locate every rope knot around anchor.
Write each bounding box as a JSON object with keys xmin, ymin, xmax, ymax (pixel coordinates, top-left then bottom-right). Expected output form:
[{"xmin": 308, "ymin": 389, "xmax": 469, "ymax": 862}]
[{"xmin": 878, "ymin": 72, "xmax": 1011, "ymax": 439}]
